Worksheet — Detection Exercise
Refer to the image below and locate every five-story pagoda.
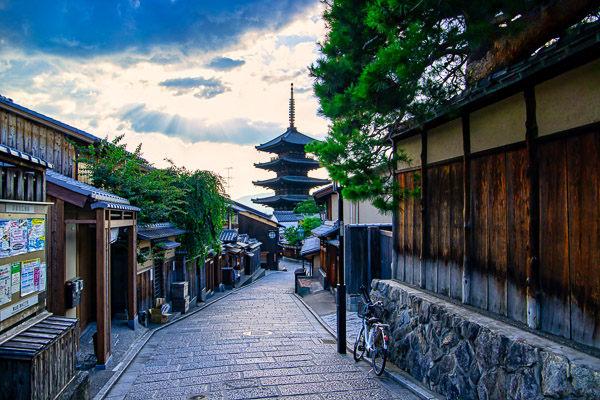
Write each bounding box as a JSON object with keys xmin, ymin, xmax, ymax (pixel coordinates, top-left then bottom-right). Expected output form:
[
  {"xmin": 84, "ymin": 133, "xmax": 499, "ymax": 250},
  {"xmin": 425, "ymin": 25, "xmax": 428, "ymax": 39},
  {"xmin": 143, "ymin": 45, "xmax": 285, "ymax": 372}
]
[{"xmin": 252, "ymin": 84, "xmax": 330, "ymax": 211}]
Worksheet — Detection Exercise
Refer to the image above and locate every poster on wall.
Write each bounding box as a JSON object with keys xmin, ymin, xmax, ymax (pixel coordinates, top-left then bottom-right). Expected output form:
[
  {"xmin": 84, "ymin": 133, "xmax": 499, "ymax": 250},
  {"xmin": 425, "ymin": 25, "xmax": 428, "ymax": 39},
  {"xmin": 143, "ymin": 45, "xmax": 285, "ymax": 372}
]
[
  {"xmin": 27, "ymin": 218, "xmax": 45, "ymax": 252},
  {"xmin": 0, "ymin": 264, "xmax": 10, "ymax": 305},
  {"xmin": 10, "ymin": 220, "xmax": 28, "ymax": 257},
  {"xmin": 21, "ymin": 259, "xmax": 39, "ymax": 297},
  {"xmin": 0, "ymin": 220, "xmax": 10, "ymax": 259},
  {"xmin": 11, "ymin": 262, "xmax": 20, "ymax": 294},
  {"xmin": 39, "ymin": 262, "xmax": 46, "ymax": 292}
]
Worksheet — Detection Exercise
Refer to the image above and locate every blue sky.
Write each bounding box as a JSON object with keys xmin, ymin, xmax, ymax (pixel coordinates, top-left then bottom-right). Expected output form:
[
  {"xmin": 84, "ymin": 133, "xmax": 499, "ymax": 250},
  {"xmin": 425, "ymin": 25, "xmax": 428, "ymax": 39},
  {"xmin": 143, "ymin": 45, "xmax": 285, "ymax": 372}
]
[{"xmin": 0, "ymin": 0, "xmax": 329, "ymax": 201}]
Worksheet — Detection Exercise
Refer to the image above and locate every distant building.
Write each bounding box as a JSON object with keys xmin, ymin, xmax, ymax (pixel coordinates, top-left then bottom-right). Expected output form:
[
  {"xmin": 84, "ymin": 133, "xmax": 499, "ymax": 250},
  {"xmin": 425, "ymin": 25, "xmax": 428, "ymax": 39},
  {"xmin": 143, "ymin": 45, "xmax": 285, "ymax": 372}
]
[{"xmin": 253, "ymin": 84, "xmax": 329, "ymax": 211}]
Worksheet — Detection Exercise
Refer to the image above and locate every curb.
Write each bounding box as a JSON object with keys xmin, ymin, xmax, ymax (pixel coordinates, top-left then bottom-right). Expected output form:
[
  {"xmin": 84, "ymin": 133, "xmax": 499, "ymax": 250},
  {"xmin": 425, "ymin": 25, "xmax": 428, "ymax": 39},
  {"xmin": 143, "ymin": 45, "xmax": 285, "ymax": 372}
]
[
  {"xmin": 93, "ymin": 270, "xmax": 276, "ymax": 400},
  {"xmin": 293, "ymin": 293, "xmax": 442, "ymax": 400}
]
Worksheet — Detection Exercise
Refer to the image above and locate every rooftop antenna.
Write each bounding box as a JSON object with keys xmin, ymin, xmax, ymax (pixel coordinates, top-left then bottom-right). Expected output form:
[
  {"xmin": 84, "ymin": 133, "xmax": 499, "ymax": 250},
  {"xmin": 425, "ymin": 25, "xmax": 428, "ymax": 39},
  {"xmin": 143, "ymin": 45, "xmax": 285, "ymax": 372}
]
[
  {"xmin": 225, "ymin": 167, "xmax": 233, "ymax": 196},
  {"xmin": 289, "ymin": 83, "xmax": 295, "ymax": 128}
]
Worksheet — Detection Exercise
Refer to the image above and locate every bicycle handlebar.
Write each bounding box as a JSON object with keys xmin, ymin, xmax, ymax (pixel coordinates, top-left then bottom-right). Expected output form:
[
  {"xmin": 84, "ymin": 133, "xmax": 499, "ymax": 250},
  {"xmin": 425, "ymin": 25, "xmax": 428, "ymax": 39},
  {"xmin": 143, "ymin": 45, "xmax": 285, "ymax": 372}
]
[{"xmin": 360, "ymin": 284, "xmax": 372, "ymax": 304}]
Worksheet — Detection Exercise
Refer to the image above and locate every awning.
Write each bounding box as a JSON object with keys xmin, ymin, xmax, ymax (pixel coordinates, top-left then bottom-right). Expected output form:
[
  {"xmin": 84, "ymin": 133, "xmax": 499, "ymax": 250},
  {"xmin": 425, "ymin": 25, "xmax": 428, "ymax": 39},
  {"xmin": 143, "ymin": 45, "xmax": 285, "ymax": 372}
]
[{"xmin": 155, "ymin": 240, "xmax": 181, "ymax": 250}]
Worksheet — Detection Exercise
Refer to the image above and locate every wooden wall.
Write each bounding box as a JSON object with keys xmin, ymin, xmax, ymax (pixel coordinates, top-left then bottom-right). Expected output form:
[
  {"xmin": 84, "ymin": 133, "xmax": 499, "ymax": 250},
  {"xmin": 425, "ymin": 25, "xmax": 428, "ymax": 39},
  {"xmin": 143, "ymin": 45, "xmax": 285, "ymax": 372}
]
[
  {"xmin": 0, "ymin": 109, "xmax": 79, "ymax": 177},
  {"xmin": 393, "ymin": 130, "xmax": 600, "ymax": 348},
  {"xmin": 136, "ymin": 269, "xmax": 153, "ymax": 313}
]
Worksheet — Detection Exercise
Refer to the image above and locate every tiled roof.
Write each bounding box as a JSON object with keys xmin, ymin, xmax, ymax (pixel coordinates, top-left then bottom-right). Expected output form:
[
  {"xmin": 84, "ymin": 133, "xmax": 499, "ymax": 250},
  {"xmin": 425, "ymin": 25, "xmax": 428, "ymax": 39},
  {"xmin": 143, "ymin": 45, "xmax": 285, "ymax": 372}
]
[
  {"xmin": 312, "ymin": 220, "xmax": 339, "ymax": 238},
  {"xmin": 0, "ymin": 144, "xmax": 53, "ymax": 169},
  {"xmin": 219, "ymin": 229, "xmax": 238, "ymax": 243},
  {"xmin": 238, "ymin": 234, "xmax": 249, "ymax": 244},
  {"xmin": 252, "ymin": 194, "xmax": 311, "ymax": 205},
  {"xmin": 228, "ymin": 200, "xmax": 273, "ymax": 220},
  {"xmin": 138, "ymin": 223, "xmax": 186, "ymax": 240},
  {"xmin": 253, "ymin": 176, "xmax": 330, "ymax": 187},
  {"xmin": 254, "ymin": 157, "xmax": 320, "ymax": 170},
  {"xmin": 313, "ymin": 184, "xmax": 335, "ymax": 199},
  {"xmin": 300, "ymin": 236, "xmax": 320, "ymax": 256},
  {"xmin": 256, "ymin": 127, "xmax": 317, "ymax": 152},
  {"xmin": 392, "ymin": 20, "xmax": 600, "ymax": 139},
  {"xmin": 155, "ymin": 240, "xmax": 181, "ymax": 250},
  {"xmin": 272, "ymin": 211, "xmax": 303, "ymax": 223},
  {"xmin": 47, "ymin": 170, "xmax": 140, "ymax": 212}
]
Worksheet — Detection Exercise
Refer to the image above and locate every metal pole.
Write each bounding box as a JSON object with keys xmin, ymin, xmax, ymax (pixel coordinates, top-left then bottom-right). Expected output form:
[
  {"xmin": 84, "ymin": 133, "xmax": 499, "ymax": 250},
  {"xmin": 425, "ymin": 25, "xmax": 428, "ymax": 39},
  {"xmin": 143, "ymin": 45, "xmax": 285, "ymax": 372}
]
[{"xmin": 336, "ymin": 184, "xmax": 346, "ymax": 354}]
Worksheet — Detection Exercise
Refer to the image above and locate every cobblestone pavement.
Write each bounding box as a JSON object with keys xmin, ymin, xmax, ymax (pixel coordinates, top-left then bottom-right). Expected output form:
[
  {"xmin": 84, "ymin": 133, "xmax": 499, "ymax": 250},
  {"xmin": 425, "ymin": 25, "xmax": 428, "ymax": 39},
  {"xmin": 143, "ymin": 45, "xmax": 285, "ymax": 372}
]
[{"xmin": 105, "ymin": 270, "xmax": 421, "ymax": 400}]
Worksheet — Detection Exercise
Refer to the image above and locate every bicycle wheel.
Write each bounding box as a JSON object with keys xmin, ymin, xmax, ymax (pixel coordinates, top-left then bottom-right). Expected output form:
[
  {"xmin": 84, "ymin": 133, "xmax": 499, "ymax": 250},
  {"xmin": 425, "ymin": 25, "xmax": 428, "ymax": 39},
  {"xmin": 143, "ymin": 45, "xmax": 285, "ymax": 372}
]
[
  {"xmin": 353, "ymin": 326, "xmax": 366, "ymax": 361},
  {"xmin": 371, "ymin": 329, "xmax": 387, "ymax": 376}
]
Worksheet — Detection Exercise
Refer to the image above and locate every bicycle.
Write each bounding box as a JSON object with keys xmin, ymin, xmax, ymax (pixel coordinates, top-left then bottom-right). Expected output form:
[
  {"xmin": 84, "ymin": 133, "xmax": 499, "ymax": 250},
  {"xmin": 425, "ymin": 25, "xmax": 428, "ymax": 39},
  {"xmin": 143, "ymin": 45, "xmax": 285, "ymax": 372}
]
[{"xmin": 353, "ymin": 285, "xmax": 389, "ymax": 376}]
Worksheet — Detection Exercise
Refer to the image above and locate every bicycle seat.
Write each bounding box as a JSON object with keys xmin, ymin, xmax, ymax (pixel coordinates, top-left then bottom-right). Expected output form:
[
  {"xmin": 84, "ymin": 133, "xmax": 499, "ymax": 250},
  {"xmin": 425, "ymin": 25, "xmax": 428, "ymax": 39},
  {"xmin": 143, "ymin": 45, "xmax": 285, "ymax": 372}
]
[{"xmin": 367, "ymin": 317, "xmax": 381, "ymax": 324}]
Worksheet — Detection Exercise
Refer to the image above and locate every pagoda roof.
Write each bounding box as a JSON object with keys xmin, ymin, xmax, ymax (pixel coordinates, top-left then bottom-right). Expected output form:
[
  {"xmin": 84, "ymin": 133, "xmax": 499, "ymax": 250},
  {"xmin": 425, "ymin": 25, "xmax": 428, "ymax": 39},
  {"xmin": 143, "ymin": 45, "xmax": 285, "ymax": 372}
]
[
  {"xmin": 252, "ymin": 194, "xmax": 311, "ymax": 206},
  {"xmin": 256, "ymin": 126, "xmax": 316, "ymax": 153},
  {"xmin": 253, "ymin": 175, "xmax": 330, "ymax": 189},
  {"xmin": 254, "ymin": 156, "xmax": 320, "ymax": 171}
]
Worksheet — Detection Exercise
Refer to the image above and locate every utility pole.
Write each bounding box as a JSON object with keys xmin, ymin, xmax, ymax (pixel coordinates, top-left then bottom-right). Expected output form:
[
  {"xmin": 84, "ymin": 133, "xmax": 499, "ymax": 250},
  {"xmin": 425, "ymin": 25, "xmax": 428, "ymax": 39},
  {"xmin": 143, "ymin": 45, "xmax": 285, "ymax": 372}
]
[
  {"xmin": 336, "ymin": 182, "xmax": 346, "ymax": 354},
  {"xmin": 225, "ymin": 167, "xmax": 233, "ymax": 197}
]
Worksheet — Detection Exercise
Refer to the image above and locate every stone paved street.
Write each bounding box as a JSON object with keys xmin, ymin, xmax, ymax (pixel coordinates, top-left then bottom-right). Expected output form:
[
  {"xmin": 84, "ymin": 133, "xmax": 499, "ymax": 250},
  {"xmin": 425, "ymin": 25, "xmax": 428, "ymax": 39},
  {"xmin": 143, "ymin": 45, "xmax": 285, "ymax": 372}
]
[{"xmin": 104, "ymin": 270, "xmax": 421, "ymax": 400}]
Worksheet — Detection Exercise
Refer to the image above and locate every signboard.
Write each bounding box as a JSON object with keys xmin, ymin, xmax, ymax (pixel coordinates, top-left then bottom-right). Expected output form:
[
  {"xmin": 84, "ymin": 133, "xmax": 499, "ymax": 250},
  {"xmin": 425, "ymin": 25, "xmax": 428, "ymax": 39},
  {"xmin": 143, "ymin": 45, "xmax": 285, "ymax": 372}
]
[{"xmin": 0, "ymin": 294, "xmax": 38, "ymax": 322}]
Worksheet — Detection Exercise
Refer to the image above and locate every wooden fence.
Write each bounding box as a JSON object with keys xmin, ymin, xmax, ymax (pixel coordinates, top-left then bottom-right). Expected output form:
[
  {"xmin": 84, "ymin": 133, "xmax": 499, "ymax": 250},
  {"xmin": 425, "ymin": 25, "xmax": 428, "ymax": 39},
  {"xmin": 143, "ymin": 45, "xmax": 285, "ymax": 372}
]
[
  {"xmin": 394, "ymin": 129, "xmax": 600, "ymax": 349},
  {"xmin": 345, "ymin": 225, "xmax": 392, "ymax": 295}
]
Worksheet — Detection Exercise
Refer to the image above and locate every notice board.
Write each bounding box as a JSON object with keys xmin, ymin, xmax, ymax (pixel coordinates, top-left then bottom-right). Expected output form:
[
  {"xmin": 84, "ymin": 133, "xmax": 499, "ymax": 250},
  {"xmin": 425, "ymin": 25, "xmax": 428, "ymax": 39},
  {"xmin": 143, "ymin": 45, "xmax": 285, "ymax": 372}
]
[{"xmin": 0, "ymin": 201, "xmax": 50, "ymax": 332}]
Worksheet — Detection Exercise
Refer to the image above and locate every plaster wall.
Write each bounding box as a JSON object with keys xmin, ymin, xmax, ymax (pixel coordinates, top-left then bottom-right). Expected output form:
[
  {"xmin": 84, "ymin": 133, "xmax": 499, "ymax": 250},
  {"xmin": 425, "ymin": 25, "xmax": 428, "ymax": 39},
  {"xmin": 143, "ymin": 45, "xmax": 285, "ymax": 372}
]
[
  {"xmin": 356, "ymin": 200, "xmax": 391, "ymax": 224},
  {"xmin": 427, "ymin": 118, "xmax": 464, "ymax": 163},
  {"xmin": 396, "ymin": 134, "xmax": 422, "ymax": 169},
  {"xmin": 536, "ymin": 59, "xmax": 600, "ymax": 136},
  {"xmin": 470, "ymin": 93, "xmax": 526, "ymax": 153}
]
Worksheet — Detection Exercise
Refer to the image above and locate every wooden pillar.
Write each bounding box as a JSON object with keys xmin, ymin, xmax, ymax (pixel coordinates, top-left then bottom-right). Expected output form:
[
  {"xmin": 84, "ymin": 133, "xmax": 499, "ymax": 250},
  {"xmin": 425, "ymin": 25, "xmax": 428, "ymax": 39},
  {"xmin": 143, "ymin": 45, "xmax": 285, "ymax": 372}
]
[
  {"xmin": 127, "ymin": 221, "xmax": 138, "ymax": 329},
  {"xmin": 54, "ymin": 199, "xmax": 66, "ymax": 316},
  {"xmin": 95, "ymin": 209, "xmax": 110, "ymax": 366},
  {"xmin": 525, "ymin": 87, "xmax": 541, "ymax": 329},
  {"xmin": 391, "ymin": 140, "xmax": 400, "ymax": 280},
  {"xmin": 462, "ymin": 114, "xmax": 471, "ymax": 304},
  {"xmin": 420, "ymin": 131, "xmax": 428, "ymax": 289}
]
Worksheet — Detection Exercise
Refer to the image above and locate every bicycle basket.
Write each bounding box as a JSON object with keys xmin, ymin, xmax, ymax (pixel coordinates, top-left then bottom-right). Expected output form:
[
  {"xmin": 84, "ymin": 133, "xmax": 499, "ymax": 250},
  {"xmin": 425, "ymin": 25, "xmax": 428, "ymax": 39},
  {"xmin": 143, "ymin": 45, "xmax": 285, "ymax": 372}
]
[
  {"xmin": 372, "ymin": 304, "xmax": 385, "ymax": 320},
  {"xmin": 357, "ymin": 300, "xmax": 368, "ymax": 318}
]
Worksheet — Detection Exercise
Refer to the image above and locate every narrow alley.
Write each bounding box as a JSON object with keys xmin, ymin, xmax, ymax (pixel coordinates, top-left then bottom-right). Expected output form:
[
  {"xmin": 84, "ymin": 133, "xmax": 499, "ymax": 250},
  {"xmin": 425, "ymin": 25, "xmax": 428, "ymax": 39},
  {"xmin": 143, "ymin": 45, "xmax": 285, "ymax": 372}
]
[{"xmin": 103, "ymin": 270, "xmax": 420, "ymax": 400}]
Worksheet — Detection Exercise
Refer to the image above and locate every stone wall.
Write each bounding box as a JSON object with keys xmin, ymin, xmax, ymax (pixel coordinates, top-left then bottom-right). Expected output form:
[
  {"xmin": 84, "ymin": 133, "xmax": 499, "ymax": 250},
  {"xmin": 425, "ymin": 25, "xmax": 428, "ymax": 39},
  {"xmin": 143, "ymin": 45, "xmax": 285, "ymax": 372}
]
[{"xmin": 371, "ymin": 279, "xmax": 600, "ymax": 400}]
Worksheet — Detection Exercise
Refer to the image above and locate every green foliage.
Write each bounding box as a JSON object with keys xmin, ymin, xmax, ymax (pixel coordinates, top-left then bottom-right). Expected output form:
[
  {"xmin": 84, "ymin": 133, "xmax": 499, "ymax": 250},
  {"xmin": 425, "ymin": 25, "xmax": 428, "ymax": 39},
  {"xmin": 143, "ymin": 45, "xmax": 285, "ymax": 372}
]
[
  {"xmin": 283, "ymin": 216, "xmax": 323, "ymax": 246},
  {"xmin": 76, "ymin": 135, "xmax": 227, "ymax": 258},
  {"xmin": 293, "ymin": 198, "xmax": 325, "ymax": 214},
  {"xmin": 310, "ymin": 0, "xmax": 598, "ymax": 211},
  {"xmin": 300, "ymin": 216, "xmax": 322, "ymax": 236},
  {"xmin": 284, "ymin": 226, "xmax": 303, "ymax": 246}
]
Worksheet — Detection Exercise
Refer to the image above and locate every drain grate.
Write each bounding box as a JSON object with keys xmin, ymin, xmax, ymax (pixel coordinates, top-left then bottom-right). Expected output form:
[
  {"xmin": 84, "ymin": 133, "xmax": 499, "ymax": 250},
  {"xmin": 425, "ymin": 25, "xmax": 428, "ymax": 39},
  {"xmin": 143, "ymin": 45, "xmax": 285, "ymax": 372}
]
[{"xmin": 319, "ymin": 338, "xmax": 337, "ymax": 344}]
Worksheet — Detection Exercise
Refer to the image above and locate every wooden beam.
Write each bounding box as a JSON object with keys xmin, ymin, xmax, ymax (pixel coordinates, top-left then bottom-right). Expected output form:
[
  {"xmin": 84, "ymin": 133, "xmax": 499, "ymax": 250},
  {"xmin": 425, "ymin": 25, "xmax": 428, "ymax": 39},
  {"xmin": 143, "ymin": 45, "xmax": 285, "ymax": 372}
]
[
  {"xmin": 105, "ymin": 219, "xmax": 134, "ymax": 228},
  {"xmin": 47, "ymin": 182, "xmax": 87, "ymax": 208},
  {"xmin": 462, "ymin": 114, "xmax": 472, "ymax": 304},
  {"xmin": 525, "ymin": 87, "xmax": 541, "ymax": 329},
  {"xmin": 64, "ymin": 219, "xmax": 96, "ymax": 225},
  {"xmin": 95, "ymin": 208, "xmax": 109, "ymax": 366},
  {"xmin": 420, "ymin": 131, "xmax": 428, "ymax": 289},
  {"xmin": 55, "ymin": 199, "xmax": 66, "ymax": 316},
  {"xmin": 127, "ymin": 221, "xmax": 137, "ymax": 327}
]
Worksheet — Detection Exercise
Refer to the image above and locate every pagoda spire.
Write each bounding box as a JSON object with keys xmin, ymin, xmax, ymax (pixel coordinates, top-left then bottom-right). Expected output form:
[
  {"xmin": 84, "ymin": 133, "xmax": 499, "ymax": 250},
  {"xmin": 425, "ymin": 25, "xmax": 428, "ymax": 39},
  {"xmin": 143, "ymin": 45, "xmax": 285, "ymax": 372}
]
[{"xmin": 289, "ymin": 83, "xmax": 295, "ymax": 128}]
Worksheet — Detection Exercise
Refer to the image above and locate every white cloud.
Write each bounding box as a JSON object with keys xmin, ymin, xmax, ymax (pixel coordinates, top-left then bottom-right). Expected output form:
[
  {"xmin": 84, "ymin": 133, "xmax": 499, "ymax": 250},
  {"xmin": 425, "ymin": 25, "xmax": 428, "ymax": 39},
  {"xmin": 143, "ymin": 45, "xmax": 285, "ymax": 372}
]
[{"xmin": 0, "ymin": 1, "xmax": 330, "ymax": 202}]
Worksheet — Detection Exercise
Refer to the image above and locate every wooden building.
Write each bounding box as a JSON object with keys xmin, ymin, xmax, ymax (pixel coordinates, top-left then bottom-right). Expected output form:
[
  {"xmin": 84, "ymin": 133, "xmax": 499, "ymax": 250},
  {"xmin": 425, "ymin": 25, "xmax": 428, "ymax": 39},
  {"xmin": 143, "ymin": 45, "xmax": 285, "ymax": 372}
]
[
  {"xmin": 312, "ymin": 221, "xmax": 339, "ymax": 289},
  {"xmin": 0, "ymin": 144, "xmax": 82, "ymax": 399},
  {"xmin": 253, "ymin": 84, "xmax": 329, "ymax": 211},
  {"xmin": 46, "ymin": 171, "xmax": 139, "ymax": 367},
  {"xmin": 0, "ymin": 95, "xmax": 142, "ymax": 367},
  {"xmin": 391, "ymin": 21, "xmax": 600, "ymax": 349},
  {"xmin": 136, "ymin": 223, "xmax": 185, "ymax": 313},
  {"xmin": 227, "ymin": 201, "xmax": 281, "ymax": 270}
]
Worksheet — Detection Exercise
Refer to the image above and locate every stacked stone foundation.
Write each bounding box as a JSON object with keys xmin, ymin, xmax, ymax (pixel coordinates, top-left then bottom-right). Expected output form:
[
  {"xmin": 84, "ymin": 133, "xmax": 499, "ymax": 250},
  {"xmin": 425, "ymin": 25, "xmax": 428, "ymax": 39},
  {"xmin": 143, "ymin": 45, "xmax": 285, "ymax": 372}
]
[{"xmin": 371, "ymin": 279, "xmax": 600, "ymax": 400}]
